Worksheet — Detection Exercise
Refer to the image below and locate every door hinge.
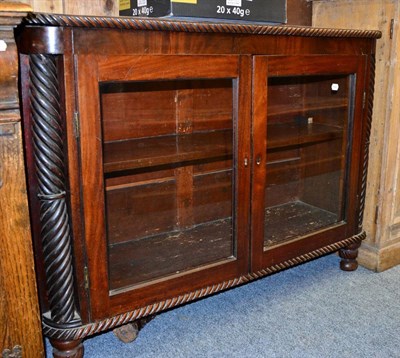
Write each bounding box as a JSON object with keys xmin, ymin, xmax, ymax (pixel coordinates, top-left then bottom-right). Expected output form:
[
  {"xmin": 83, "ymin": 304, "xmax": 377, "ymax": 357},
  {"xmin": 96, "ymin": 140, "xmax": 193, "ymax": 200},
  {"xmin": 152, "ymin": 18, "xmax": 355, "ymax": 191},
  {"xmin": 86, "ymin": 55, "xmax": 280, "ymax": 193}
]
[
  {"xmin": 73, "ymin": 111, "xmax": 80, "ymax": 138},
  {"xmin": 84, "ymin": 266, "xmax": 89, "ymax": 290},
  {"xmin": 390, "ymin": 19, "xmax": 394, "ymax": 40}
]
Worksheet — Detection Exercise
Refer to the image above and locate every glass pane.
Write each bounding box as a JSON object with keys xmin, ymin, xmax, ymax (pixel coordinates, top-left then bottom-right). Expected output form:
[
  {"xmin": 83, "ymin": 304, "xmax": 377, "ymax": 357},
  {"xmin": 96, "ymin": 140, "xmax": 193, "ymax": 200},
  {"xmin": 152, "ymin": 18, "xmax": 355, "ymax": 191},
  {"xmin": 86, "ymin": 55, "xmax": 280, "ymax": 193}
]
[
  {"xmin": 264, "ymin": 75, "xmax": 353, "ymax": 248},
  {"xmin": 99, "ymin": 79, "xmax": 235, "ymax": 293}
]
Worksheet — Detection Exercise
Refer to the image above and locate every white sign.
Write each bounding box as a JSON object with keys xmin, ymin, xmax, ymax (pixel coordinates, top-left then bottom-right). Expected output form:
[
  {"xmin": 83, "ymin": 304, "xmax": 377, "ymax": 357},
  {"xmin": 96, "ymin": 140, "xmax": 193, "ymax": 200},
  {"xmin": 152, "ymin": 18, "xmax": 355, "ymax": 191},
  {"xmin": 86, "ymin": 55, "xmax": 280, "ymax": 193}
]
[
  {"xmin": 331, "ymin": 83, "xmax": 339, "ymax": 91},
  {"xmin": 138, "ymin": 0, "xmax": 147, "ymax": 7},
  {"xmin": 227, "ymin": 0, "xmax": 242, "ymax": 6},
  {"xmin": 0, "ymin": 40, "xmax": 7, "ymax": 52}
]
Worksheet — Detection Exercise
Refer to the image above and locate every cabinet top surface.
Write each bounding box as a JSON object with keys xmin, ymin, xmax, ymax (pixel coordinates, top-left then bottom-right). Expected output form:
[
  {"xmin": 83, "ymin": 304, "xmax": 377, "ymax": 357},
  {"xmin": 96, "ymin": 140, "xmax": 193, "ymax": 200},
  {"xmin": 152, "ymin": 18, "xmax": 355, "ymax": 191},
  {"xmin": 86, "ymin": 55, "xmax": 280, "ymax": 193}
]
[{"xmin": 23, "ymin": 12, "xmax": 381, "ymax": 39}]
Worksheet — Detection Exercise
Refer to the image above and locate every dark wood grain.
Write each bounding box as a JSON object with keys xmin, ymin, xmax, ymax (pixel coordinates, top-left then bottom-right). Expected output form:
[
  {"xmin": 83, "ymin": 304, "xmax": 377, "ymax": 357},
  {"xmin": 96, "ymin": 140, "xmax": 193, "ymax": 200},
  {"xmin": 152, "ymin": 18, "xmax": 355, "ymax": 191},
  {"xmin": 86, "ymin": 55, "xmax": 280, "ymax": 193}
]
[
  {"xmin": 103, "ymin": 130, "xmax": 233, "ymax": 173},
  {"xmin": 98, "ymin": 55, "xmax": 239, "ymax": 82},
  {"xmin": 75, "ymin": 54, "xmax": 111, "ymax": 319},
  {"xmin": 268, "ymin": 97, "xmax": 348, "ymax": 117},
  {"xmin": 106, "ymin": 178, "xmax": 178, "ymax": 244},
  {"xmin": 264, "ymin": 201, "xmax": 339, "ymax": 247},
  {"xmin": 106, "ymin": 168, "xmax": 232, "ymax": 245},
  {"xmin": 250, "ymin": 56, "xmax": 269, "ymax": 271},
  {"xmin": 61, "ymin": 27, "xmax": 91, "ymax": 323},
  {"xmin": 109, "ymin": 218, "xmax": 233, "ymax": 291},
  {"xmin": 100, "ymin": 79, "xmax": 232, "ymax": 141},
  {"xmin": 17, "ymin": 14, "xmax": 376, "ymax": 357},
  {"xmin": 267, "ymin": 122, "xmax": 343, "ymax": 150},
  {"xmin": 267, "ymin": 55, "xmax": 362, "ymax": 77}
]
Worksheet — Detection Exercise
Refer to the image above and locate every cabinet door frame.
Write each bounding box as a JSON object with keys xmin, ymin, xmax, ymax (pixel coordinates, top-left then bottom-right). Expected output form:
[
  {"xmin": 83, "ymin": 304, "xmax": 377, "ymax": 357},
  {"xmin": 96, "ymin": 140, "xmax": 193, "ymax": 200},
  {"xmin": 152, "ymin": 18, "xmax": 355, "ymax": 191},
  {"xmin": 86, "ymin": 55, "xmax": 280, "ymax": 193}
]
[
  {"xmin": 251, "ymin": 54, "xmax": 367, "ymax": 272},
  {"xmin": 75, "ymin": 54, "xmax": 251, "ymax": 320}
]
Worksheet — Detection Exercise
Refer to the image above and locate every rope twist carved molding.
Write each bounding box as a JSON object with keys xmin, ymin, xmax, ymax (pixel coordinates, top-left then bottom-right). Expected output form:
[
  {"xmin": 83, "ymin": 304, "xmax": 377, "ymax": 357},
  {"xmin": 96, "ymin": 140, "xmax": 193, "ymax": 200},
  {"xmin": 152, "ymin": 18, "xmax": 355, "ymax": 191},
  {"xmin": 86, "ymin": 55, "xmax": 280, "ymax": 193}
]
[
  {"xmin": 30, "ymin": 54, "xmax": 79, "ymax": 325},
  {"xmin": 358, "ymin": 55, "xmax": 376, "ymax": 230},
  {"xmin": 24, "ymin": 13, "xmax": 382, "ymax": 39},
  {"xmin": 42, "ymin": 232, "xmax": 365, "ymax": 341}
]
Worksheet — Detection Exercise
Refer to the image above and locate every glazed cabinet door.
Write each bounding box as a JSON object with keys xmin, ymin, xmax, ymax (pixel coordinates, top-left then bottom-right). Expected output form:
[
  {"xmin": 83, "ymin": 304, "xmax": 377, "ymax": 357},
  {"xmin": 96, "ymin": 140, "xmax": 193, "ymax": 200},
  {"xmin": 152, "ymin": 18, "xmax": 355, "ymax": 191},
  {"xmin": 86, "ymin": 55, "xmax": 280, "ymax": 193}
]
[
  {"xmin": 76, "ymin": 54, "xmax": 251, "ymax": 319},
  {"xmin": 251, "ymin": 55, "xmax": 367, "ymax": 271}
]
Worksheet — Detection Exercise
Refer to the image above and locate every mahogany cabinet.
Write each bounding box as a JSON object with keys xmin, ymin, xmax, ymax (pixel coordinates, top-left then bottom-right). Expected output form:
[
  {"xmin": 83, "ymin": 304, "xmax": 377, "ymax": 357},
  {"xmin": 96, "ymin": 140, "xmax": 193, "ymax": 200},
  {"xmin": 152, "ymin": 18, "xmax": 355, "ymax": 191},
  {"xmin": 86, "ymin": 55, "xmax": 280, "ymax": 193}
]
[{"xmin": 16, "ymin": 13, "xmax": 380, "ymax": 357}]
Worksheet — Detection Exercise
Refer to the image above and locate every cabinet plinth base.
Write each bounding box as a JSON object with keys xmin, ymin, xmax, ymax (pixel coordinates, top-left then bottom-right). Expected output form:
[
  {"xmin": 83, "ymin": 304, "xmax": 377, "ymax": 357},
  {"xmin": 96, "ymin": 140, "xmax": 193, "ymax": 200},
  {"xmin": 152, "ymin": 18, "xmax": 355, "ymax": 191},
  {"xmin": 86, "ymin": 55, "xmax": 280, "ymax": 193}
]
[{"xmin": 50, "ymin": 339, "xmax": 83, "ymax": 358}]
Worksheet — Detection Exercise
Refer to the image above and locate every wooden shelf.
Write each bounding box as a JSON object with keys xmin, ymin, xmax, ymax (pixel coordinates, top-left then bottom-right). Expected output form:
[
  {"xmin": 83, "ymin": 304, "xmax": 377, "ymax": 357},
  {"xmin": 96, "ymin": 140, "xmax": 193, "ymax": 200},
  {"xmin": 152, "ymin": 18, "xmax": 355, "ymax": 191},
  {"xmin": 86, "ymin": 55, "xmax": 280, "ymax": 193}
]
[
  {"xmin": 268, "ymin": 97, "xmax": 348, "ymax": 117},
  {"xmin": 264, "ymin": 201, "xmax": 339, "ymax": 247},
  {"xmin": 267, "ymin": 122, "xmax": 343, "ymax": 150},
  {"xmin": 103, "ymin": 123, "xmax": 342, "ymax": 173},
  {"xmin": 108, "ymin": 218, "xmax": 233, "ymax": 291},
  {"xmin": 103, "ymin": 129, "xmax": 233, "ymax": 173}
]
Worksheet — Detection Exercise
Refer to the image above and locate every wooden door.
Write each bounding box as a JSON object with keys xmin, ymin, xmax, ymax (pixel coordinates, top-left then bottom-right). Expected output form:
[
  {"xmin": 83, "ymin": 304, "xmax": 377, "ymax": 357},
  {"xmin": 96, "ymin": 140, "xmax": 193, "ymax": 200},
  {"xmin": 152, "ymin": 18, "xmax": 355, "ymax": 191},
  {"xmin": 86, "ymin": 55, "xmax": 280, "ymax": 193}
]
[
  {"xmin": 76, "ymin": 54, "xmax": 251, "ymax": 319},
  {"xmin": 251, "ymin": 55, "xmax": 367, "ymax": 271}
]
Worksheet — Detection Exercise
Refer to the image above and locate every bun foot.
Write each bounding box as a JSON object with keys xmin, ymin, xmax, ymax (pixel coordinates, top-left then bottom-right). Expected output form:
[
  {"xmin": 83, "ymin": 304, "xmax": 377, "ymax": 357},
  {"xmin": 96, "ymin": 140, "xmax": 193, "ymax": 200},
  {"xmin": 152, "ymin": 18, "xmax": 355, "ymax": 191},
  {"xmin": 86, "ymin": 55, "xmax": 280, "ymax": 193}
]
[
  {"xmin": 339, "ymin": 241, "xmax": 361, "ymax": 271},
  {"xmin": 113, "ymin": 322, "xmax": 140, "ymax": 343},
  {"xmin": 113, "ymin": 315, "xmax": 155, "ymax": 343},
  {"xmin": 50, "ymin": 339, "xmax": 83, "ymax": 358}
]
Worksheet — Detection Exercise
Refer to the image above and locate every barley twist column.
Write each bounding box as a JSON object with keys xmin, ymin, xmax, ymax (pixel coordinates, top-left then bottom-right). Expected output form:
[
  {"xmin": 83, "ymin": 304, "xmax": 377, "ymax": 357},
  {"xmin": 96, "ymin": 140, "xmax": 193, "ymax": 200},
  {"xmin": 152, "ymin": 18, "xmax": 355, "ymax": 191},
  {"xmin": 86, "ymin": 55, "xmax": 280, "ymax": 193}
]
[{"xmin": 29, "ymin": 54, "xmax": 77, "ymax": 324}]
